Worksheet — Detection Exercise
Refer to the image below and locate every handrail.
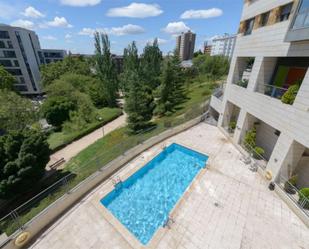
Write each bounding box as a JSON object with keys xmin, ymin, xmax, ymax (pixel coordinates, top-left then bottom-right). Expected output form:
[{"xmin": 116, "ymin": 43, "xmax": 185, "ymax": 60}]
[{"xmin": 261, "ymin": 84, "xmax": 288, "ymax": 99}]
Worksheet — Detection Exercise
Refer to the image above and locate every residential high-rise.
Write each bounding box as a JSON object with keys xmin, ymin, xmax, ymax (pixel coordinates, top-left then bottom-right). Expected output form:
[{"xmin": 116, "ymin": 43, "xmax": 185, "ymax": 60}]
[
  {"xmin": 0, "ymin": 24, "xmax": 66, "ymax": 95},
  {"xmin": 209, "ymin": 0, "xmax": 309, "ymax": 224},
  {"xmin": 43, "ymin": 49, "xmax": 67, "ymax": 64},
  {"xmin": 210, "ymin": 33, "xmax": 236, "ymax": 58},
  {"xmin": 176, "ymin": 31, "xmax": 196, "ymax": 61}
]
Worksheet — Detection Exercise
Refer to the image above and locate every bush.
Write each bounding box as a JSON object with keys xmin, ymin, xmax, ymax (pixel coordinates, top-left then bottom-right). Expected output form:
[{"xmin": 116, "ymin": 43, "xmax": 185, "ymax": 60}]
[
  {"xmin": 236, "ymin": 79, "xmax": 248, "ymax": 88},
  {"xmin": 244, "ymin": 128, "xmax": 256, "ymax": 150},
  {"xmin": 298, "ymin": 188, "xmax": 309, "ymax": 209},
  {"xmin": 228, "ymin": 121, "xmax": 236, "ymax": 132},
  {"xmin": 253, "ymin": 146, "xmax": 264, "ymax": 159},
  {"xmin": 281, "ymin": 84, "xmax": 300, "ymax": 105},
  {"xmin": 284, "ymin": 175, "xmax": 298, "ymax": 194}
]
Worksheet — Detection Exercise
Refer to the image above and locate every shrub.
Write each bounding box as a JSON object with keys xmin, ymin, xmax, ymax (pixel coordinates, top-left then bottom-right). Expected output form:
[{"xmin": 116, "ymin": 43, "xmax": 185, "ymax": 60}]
[
  {"xmin": 244, "ymin": 128, "xmax": 256, "ymax": 150},
  {"xmin": 284, "ymin": 175, "xmax": 297, "ymax": 194},
  {"xmin": 229, "ymin": 121, "xmax": 236, "ymax": 131},
  {"xmin": 281, "ymin": 84, "xmax": 300, "ymax": 105},
  {"xmin": 298, "ymin": 188, "xmax": 309, "ymax": 209},
  {"xmin": 253, "ymin": 146, "xmax": 264, "ymax": 159}
]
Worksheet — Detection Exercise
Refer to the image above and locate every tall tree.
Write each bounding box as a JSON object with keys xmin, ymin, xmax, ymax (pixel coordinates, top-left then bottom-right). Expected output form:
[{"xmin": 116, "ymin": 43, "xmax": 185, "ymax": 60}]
[
  {"xmin": 0, "ymin": 66, "xmax": 16, "ymax": 91},
  {"xmin": 94, "ymin": 32, "xmax": 118, "ymax": 107},
  {"xmin": 0, "ymin": 90, "xmax": 37, "ymax": 132},
  {"xmin": 140, "ymin": 38, "xmax": 163, "ymax": 89},
  {"xmin": 120, "ymin": 41, "xmax": 139, "ymax": 93},
  {"xmin": 125, "ymin": 69, "xmax": 154, "ymax": 132},
  {"xmin": 0, "ymin": 130, "xmax": 50, "ymax": 199},
  {"xmin": 155, "ymin": 53, "xmax": 185, "ymax": 116}
]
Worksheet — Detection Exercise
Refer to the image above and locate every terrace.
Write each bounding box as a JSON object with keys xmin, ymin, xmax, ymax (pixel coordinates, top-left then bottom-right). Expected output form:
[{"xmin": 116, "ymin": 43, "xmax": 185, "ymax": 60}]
[{"xmin": 28, "ymin": 123, "xmax": 308, "ymax": 249}]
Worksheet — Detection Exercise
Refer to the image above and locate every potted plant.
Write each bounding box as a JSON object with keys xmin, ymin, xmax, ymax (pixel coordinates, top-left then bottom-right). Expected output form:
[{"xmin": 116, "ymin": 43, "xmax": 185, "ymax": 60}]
[
  {"xmin": 281, "ymin": 83, "xmax": 300, "ymax": 105},
  {"xmin": 228, "ymin": 121, "xmax": 236, "ymax": 133},
  {"xmin": 298, "ymin": 188, "xmax": 309, "ymax": 209},
  {"xmin": 253, "ymin": 146, "xmax": 265, "ymax": 159},
  {"xmin": 284, "ymin": 175, "xmax": 297, "ymax": 194}
]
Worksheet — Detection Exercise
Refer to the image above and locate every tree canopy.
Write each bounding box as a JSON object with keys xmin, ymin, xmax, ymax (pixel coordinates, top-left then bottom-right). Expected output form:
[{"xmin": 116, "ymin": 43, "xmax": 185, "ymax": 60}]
[
  {"xmin": 0, "ymin": 90, "xmax": 37, "ymax": 132},
  {"xmin": 94, "ymin": 32, "xmax": 118, "ymax": 107},
  {"xmin": 40, "ymin": 56, "xmax": 91, "ymax": 87},
  {"xmin": 0, "ymin": 66, "xmax": 16, "ymax": 91},
  {"xmin": 0, "ymin": 130, "xmax": 50, "ymax": 199}
]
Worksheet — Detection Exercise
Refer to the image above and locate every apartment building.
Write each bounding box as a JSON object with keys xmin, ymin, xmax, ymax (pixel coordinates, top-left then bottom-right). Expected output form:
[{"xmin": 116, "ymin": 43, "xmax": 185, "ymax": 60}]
[
  {"xmin": 0, "ymin": 24, "xmax": 66, "ymax": 95},
  {"xmin": 43, "ymin": 49, "xmax": 67, "ymax": 64},
  {"xmin": 210, "ymin": 33, "xmax": 236, "ymax": 58},
  {"xmin": 176, "ymin": 31, "xmax": 196, "ymax": 61},
  {"xmin": 209, "ymin": 0, "xmax": 309, "ymax": 221}
]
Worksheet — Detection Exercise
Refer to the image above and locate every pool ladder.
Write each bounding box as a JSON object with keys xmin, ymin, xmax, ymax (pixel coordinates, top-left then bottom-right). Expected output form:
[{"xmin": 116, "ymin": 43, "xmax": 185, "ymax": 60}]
[
  {"xmin": 111, "ymin": 176, "xmax": 122, "ymax": 187},
  {"xmin": 163, "ymin": 216, "xmax": 175, "ymax": 229}
]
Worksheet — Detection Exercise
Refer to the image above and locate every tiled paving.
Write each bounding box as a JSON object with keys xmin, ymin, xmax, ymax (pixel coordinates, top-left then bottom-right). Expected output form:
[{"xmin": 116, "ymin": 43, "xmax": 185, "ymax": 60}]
[{"xmin": 30, "ymin": 123, "xmax": 309, "ymax": 249}]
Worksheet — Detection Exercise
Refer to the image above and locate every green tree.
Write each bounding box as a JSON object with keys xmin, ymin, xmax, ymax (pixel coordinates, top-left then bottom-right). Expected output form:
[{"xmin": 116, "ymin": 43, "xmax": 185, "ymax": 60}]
[
  {"xmin": 125, "ymin": 70, "xmax": 154, "ymax": 132},
  {"xmin": 41, "ymin": 97, "xmax": 75, "ymax": 128},
  {"xmin": 0, "ymin": 90, "xmax": 37, "ymax": 132},
  {"xmin": 94, "ymin": 32, "xmax": 118, "ymax": 107},
  {"xmin": 120, "ymin": 41, "xmax": 139, "ymax": 93},
  {"xmin": 40, "ymin": 56, "xmax": 91, "ymax": 87},
  {"xmin": 0, "ymin": 130, "xmax": 50, "ymax": 199},
  {"xmin": 0, "ymin": 66, "xmax": 16, "ymax": 91},
  {"xmin": 140, "ymin": 38, "xmax": 163, "ymax": 89}
]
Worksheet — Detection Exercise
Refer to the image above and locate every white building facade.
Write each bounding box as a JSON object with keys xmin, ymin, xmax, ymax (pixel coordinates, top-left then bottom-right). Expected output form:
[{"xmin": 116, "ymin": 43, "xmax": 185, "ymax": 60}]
[
  {"xmin": 209, "ymin": 0, "xmax": 309, "ymax": 223},
  {"xmin": 210, "ymin": 34, "xmax": 236, "ymax": 58},
  {"xmin": 0, "ymin": 24, "xmax": 66, "ymax": 95}
]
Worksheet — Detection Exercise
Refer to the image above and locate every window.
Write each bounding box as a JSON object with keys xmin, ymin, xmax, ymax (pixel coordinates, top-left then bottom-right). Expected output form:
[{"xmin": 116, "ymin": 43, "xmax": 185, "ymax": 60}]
[
  {"xmin": 0, "ymin": 59, "xmax": 12, "ymax": 67},
  {"xmin": 3, "ymin": 50, "xmax": 16, "ymax": 58},
  {"xmin": 0, "ymin": 31, "xmax": 9, "ymax": 39},
  {"xmin": 293, "ymin": 0, "xmax": 309, "ymax": 29},
  {"xmin": 19, "ymin": 77, "xmax": 25, "ymax": 84},
  {"xmin": 14, "ymin": 85, "xmax": 28, "ymax": 92},
  {"xmin": 0, "ymin": 41, "xmax": 5, "ymax": 48},
  {"xmin": 7, "ymin": 41, "xmax": 13, "ymax": 48},
  {"xmin": 13, "ymin": 60, "xmax": 19, "ymax": 67},
  {"xmin": 280, "ymin": 3, "xmax": 293, "ymax": 22},
  {"xmin": 6, "ymin": 68, "xmax": 22, "ymax": 75},
  {"xmin": 260, "ymin": 12, "xmax": 270, "ymax": 27},
  {"xmin": 244, "ymin": 18, "xmax": 255, "ymax": 35}
]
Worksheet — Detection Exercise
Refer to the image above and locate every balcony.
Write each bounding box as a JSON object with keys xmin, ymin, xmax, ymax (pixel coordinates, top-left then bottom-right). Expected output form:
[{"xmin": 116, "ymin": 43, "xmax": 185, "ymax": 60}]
[{"xmin": 285, "ymin": 0, "xmax": 309, "ymax": 42}]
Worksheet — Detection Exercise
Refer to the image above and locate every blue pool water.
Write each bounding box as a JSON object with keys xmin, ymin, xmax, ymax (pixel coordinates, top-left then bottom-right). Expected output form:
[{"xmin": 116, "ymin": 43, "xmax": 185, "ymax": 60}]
[{"xmin": 101, "ymin": 143, "xmax": 208, "ymax": 245}]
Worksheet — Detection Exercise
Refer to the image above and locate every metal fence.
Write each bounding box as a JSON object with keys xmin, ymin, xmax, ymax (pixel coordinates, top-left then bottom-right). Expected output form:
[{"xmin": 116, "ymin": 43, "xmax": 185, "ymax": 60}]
[
  {"xmin": 262, "ymin": 84, "xmax": 288, "ymax": 99},
  {"xmin": 276, "ymin": 174, "xmax": 309, "ymax": 217},
  {"xmin": 240, "ymin": 140, "xmax": 268, "ymax": 171},
  {"xmin": 0, "ymin": 101, "xmax": 209, "ymax": 248}
]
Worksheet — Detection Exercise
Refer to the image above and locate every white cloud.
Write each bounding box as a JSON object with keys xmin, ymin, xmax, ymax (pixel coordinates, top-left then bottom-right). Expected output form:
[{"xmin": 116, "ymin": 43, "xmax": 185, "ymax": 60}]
[
  {"xmin": 47, "ymin": 16, "xmax": 73, "ymax": 28},
  {"xmin": 22, "ymin": 6, "xmax": 45, "ymax": 18},
  {"xmin": 65, "ymin": 34, "xmax": 72, "ymax": 39},
  {"xmin": 60, "ymin": 0, "xmax": 101, "ymax": 7},
  {"xmin": 43, "ymin": 35, "xmax": 57, "ymax": 40},
  {"xmin": 162, "ymin": 21, "xmax": 191, "ymax": 36},
  {"xmin": 11, "ymin": 19, "xmax": 35, "ymax": 30},
  {"xmin": 181, "ymin": 8, "xmax": 223, "ymax": 19},
  {"xmin": 107, "ymin": 2, "xmax": 163, "ymax": 18},
  {"xmin": 78, "ymin": 24, "xmax": 145, "ymax": 37}
]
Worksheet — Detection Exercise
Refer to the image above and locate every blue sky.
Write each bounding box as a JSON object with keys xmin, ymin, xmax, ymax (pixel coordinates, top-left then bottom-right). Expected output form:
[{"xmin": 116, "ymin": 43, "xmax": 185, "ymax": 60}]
[{"xmin": 0, "ymin": 0, "xmax": 243, "ymax": 55}]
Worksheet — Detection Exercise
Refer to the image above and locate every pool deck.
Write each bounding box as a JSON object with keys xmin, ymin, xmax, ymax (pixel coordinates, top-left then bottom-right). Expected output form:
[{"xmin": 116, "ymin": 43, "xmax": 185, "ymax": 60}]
[{"xmin": 30, "ymin": 123, "xmax": 309, "ymax": 249}]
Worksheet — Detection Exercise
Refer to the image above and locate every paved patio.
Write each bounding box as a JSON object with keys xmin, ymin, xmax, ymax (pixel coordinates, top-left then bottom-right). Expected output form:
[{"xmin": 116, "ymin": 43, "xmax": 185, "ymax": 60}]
[{"xmin": 30, "ymin": 123, "xmax": 309, "ymax": 249}]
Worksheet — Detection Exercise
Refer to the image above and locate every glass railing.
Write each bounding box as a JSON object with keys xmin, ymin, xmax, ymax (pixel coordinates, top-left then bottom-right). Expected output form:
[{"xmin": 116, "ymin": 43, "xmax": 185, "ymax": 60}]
[{"xmin": 259, "ymin": 84, "xmax": 288, "ymax": 99}]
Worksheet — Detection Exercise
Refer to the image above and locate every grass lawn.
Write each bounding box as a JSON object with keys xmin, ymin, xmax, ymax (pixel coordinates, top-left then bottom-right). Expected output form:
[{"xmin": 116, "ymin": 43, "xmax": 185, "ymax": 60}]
[
  {"xmin": 0, "ymin": 77, "xmax": 221, "ymax": 236},
  {"xmin": 47, "ymin": 107, "xmax": 123, "ymax": 151}
]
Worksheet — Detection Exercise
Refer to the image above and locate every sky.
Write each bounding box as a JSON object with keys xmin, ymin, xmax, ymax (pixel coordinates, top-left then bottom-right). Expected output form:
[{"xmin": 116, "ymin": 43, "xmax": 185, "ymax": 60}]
[{"xmin": 0, "ymin": 0, "xmax": 243, "ymax": 55}]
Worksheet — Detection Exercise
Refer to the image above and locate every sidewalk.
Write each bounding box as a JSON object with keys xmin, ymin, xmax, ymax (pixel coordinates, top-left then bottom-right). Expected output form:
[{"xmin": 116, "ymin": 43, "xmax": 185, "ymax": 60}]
[{"xmin": 47, "ymin": 114, "xmax": 126, "ymax": 170}]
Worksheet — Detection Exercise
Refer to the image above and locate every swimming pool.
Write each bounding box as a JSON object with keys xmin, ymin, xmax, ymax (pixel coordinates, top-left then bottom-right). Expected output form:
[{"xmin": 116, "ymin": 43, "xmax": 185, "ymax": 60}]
[{"xmin": 101, "ymin": 143, "xmax": 208, "ymax": 245}]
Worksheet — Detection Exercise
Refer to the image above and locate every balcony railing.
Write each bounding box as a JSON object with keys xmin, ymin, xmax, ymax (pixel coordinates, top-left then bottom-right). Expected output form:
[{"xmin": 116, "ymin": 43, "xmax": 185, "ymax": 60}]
[
  {"xmin": 276, "ymin": 174, "xmax": 309, "ymax": 217},
  {"xmin": 257, "ymin": 84, "xmax": 288, "ymax": 99}
]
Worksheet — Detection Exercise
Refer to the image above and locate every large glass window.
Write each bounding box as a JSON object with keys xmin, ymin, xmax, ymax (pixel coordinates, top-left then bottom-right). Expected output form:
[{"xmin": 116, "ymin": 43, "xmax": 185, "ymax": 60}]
[
  {"xmin": 293, "ymin": 0, "xmax": 309, "ymax": 29},
  {"xmin": 244, "ymin": 18, "xmax": 255, "ymax": 35},
  {"xmin": 260, "ymin": 12, "xmax": 270, "ymax": 27},
  {"xmin": 3, "ymin": 50, "xmax": 16, "ymax": 58},
  {"xmin": 6, "ymin": 68, "xmax": 22, "ymax": 75},
  {"xmin": 0, "ymin": 41, "xmax": 5, "ymax": 48},
  {"xmin": 0, "ymin": 31, "xmax": 9, "ymax": 39},
  {"xmin": 0, "ymin": 59, "xmax": 13, "ymax": 67},
  {"xmin": 280, "ymin": 3, "xmax": 293, "ymax": 22}
]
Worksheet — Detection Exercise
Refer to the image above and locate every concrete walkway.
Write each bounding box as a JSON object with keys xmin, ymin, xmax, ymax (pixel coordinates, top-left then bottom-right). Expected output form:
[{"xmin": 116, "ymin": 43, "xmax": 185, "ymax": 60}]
[{"xmin": 47, "ymin": 113, "xmax": 126, "ymax": 169}]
